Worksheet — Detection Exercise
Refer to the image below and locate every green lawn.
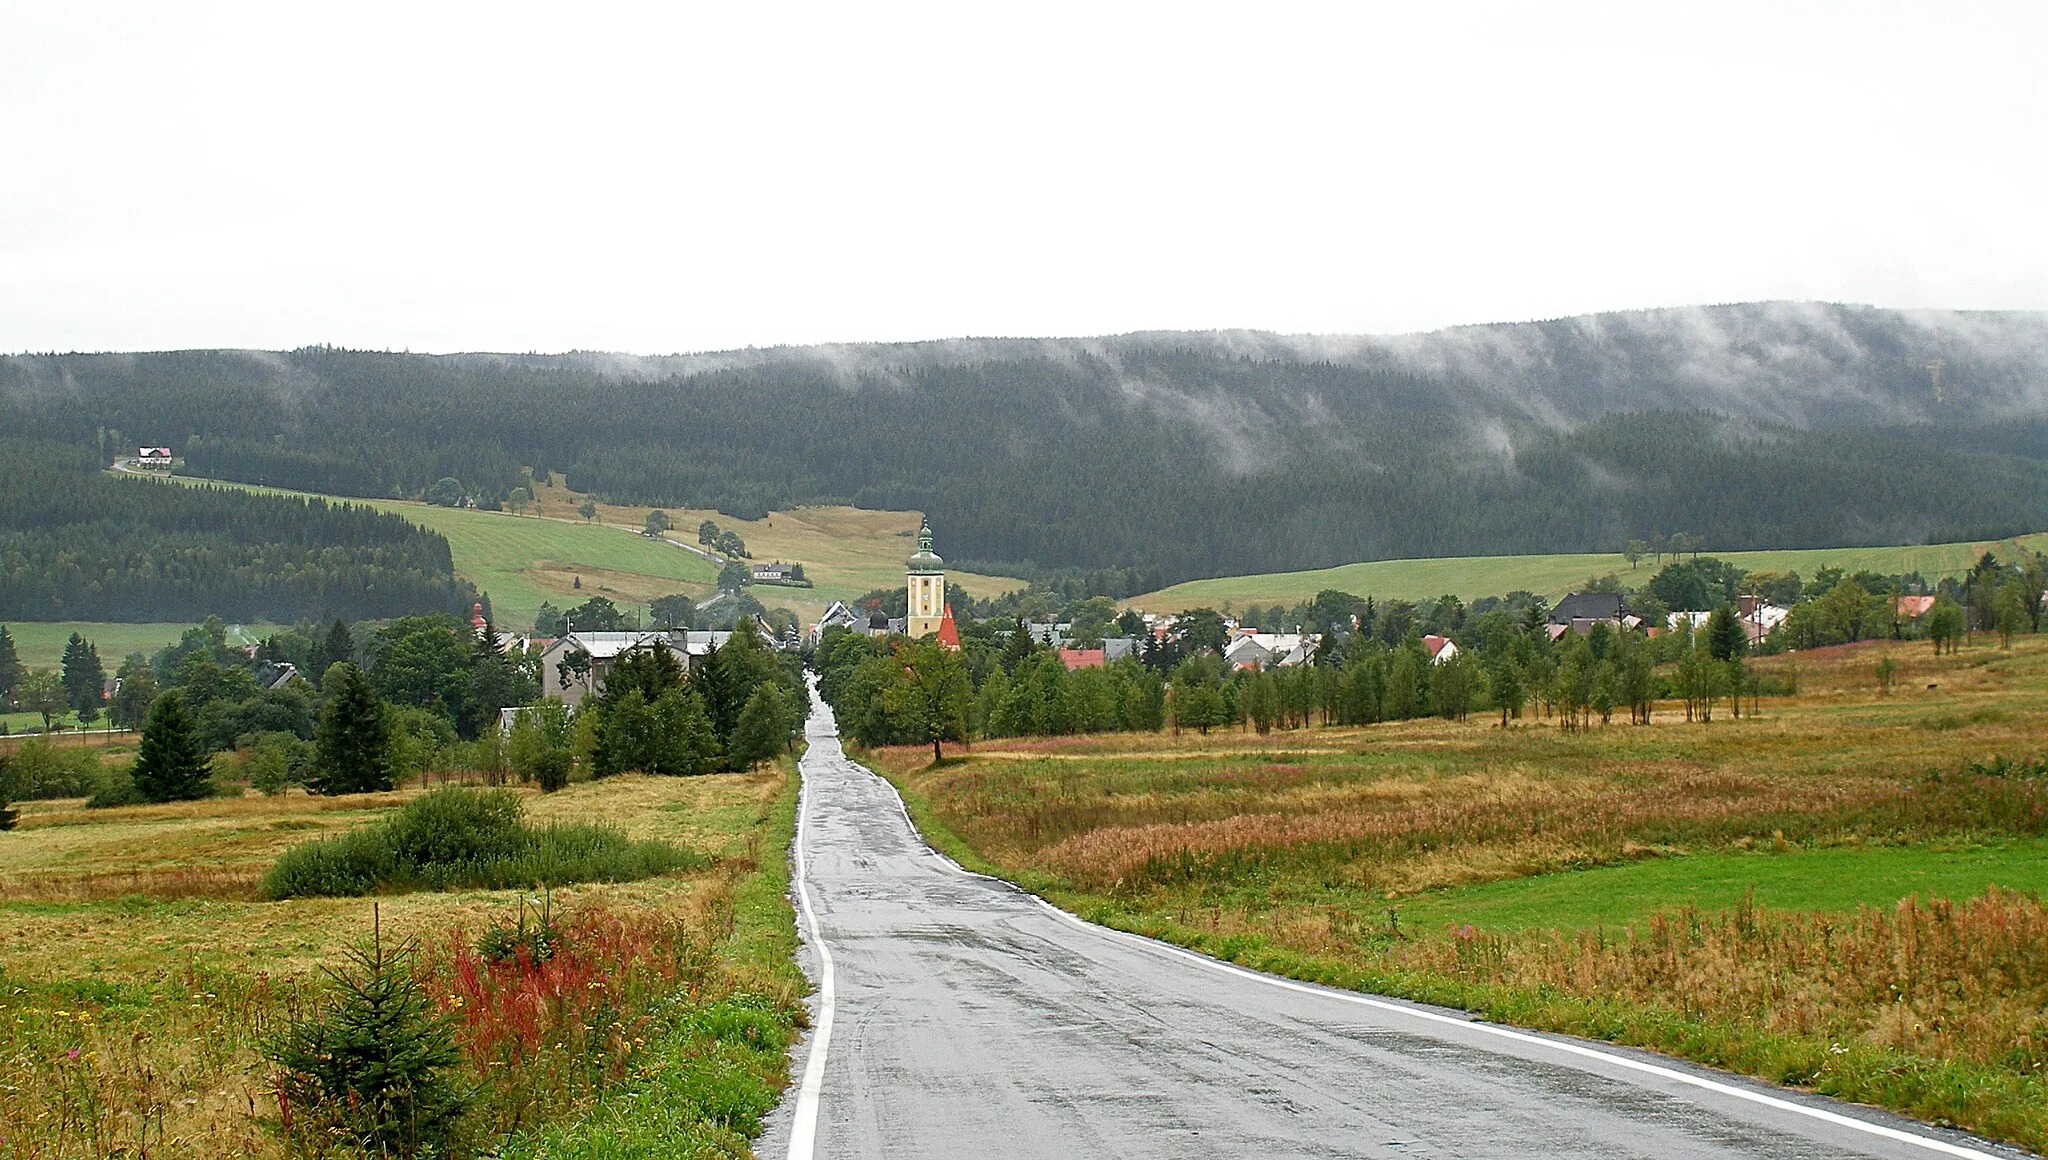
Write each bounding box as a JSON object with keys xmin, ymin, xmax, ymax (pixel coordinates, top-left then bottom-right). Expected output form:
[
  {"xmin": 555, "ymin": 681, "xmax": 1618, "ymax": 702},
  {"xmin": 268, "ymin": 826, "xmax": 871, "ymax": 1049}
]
[
  {"xmin": 1132, "ymin": 532, "xmax": 2048, "ymax": 612},
  {"xmin": 1391, "ymin": 841, "xmax": 2048, "ymax": 934}
]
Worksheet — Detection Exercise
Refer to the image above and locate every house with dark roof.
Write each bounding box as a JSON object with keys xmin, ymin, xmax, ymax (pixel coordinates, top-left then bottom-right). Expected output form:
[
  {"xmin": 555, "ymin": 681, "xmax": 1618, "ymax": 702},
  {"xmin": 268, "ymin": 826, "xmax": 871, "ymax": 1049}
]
[{"xmin": 1545, "ymin": 591, "xmax": 1642, "ymax": 641}]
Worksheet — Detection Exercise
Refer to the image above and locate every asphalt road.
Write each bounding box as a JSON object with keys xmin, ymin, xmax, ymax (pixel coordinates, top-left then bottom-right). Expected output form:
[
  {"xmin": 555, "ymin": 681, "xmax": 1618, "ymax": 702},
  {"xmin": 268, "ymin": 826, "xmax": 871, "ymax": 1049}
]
[{"xmin": 760, "ymin": 696, "xmax": 2028, "ymax": 1160}]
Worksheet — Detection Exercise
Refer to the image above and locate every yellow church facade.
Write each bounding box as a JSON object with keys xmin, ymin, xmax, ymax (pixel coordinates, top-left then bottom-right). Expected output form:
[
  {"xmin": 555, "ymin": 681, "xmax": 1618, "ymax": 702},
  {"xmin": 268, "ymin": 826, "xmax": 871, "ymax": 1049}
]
[{"xmin": 905, "ymin": 518, "xmax": 946, "ymax": 638}]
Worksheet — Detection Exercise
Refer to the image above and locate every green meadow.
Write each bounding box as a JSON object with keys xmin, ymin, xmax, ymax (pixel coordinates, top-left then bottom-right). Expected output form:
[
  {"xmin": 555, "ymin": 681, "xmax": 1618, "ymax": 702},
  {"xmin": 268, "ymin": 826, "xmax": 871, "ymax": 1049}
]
[
  {"xmin": 1131, "ymin": 531, "xmax": 2048, "ymax": 612},
  {"xmin": 1390, "ymin": 841, "xmax": 2048, "ymax": 934}
]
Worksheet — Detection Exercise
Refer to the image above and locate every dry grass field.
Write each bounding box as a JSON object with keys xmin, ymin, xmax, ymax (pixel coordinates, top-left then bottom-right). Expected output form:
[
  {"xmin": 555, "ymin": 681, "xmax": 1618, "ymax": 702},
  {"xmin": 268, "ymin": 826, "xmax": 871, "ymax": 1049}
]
[
  {"xmin": 871, "ymin": 636, "xmax": 2048, "ymax": 1149},
  {"xmin": 526, "ymin": 474, "xmax": 1024, "ymax": 620},
  {"xmin": 0, "ymin": 769, "xmax": 800, "ymax": 1158}
]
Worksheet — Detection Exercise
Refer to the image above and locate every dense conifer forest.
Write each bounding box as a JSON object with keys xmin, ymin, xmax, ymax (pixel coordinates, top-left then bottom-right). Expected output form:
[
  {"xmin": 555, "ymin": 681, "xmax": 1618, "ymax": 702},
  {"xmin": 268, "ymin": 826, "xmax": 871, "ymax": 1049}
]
[
  {"xmin": 0, "ymin": 441, "xmax": 473, "ymax": 622},
  {"xmin": 5, "ymin": 303, "xmax": 2047, "ymax": 586}
]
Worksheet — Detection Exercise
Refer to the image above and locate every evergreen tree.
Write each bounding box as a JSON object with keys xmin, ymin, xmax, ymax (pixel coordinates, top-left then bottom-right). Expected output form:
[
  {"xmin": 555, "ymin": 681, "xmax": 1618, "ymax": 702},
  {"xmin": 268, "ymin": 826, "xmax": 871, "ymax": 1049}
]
[
  {"xmin": 651, "ymin": 685, "xmax": 723, "ymax": 774},
  {"xmin": 310, "ymin": 663, "xmax": 395, "ymax": 794},
  {"xmin": 0, "ymin": 625, "xmax": 20, "ymax": 706},
  {"xmin": 320, "ymin": 619, "xmax": 355, "ymax": 679},
  {"xmin": 1001, "ymin": 617, "xmax": 1037, "ymax": 673},
  {"xmin": 702, "ymin": 625, "xmax": 781, "ymax": 751},
  {"xmin": 533, "ymin": 601, "xmax": 563, "ymax": 636},
  {"xmin": 133, "ymin": 691, "xmax": 214, "ymax": 802},
  {"xmin": 265, "ymin": 926, "xmax": 467, "ymax": 1156},
  {"xmin": 1704, "ymin": 605, "xmax": 1746, "ymax": 662},
  {"xmin": 60, "ymin": 633, "xmax": 105, "ymax": 714}
]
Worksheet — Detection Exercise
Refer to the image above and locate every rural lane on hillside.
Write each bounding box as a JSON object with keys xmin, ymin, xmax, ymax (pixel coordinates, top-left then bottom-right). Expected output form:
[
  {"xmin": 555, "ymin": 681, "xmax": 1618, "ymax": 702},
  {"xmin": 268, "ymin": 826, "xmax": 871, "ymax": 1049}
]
[{"xmin": 759, "ymin": 695, "xmax": 2028, "ymax": 1160}]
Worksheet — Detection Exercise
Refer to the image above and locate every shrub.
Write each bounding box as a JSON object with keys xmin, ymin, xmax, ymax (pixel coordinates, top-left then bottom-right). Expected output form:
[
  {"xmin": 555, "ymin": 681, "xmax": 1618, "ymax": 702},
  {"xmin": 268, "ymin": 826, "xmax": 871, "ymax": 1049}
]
[
  {"xmin": 477, "ymin": 893, "xmax": 564, "ymax": 966},
  {"xmin": 5, "ymin": 739, "xmax": 105, "ymax": 799},
  {"xmin": 0, "ymin": 752, "xmax": 15, "ymax": 831},
  {"xmin": 241, "ymin": 730, "xmax": 313, "ymax": 795},
  {"xmin": 82, "ymin": 769, "xmax": 143, "ymax": 809},
  {"xmin": 507, "ymin": 700, "xmax": 574, "ymax": 792},
  {"xmin": 264, "ymin": 789, "xmax": 699, "ymax": 899},
  {"xmin": 267, "ymin": 922, "xmax": 470, "ymax": 1157}
]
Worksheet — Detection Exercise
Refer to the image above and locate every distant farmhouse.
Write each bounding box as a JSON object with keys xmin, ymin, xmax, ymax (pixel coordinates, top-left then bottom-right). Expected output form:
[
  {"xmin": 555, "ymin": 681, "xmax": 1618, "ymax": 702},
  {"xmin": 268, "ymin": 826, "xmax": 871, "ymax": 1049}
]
[
  {"xmin": 1546, "ymin": 591, "xmax": 1643, "ymax": 641},
  {"xmin": 136, "ymin": 446, "xmax": 173, "ymax": 468},
  {"xmin": 751, "ymin": 561, "xmax": 809, "ymax": 586}
]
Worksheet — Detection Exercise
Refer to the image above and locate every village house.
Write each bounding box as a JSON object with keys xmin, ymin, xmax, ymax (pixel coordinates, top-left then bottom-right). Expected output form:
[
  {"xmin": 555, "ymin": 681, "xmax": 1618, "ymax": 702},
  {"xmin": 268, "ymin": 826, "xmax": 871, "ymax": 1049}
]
[
  {"xmin": 1545, "ymin": 591, "xmax": 1643, "ymax": 641},
  {"xmin": 752, "ymin": 561, "xmax": 806, "ymax": 584},
  {"xmin": 1667, "ymin": 595, "xmax": 1789, "ymax": 646},
  {"xmin": 538, "ymin": 627, "xmax": 750, "ymax": 708},
  {"xmin": 1224, "ymin": 632, "xmax": 1317, "ymax": 670},
  {"xmin": 1422, "ymin": 634, "xmax": 1460, "ymax": 665}
]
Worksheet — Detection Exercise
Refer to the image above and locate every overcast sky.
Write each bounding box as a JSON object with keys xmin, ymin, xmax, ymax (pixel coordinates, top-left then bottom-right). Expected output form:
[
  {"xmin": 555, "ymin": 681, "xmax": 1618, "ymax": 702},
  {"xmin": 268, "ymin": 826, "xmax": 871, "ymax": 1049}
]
[{"xmin": 3, "ymin": 2, "xmax": 2042, "ymax": 355}]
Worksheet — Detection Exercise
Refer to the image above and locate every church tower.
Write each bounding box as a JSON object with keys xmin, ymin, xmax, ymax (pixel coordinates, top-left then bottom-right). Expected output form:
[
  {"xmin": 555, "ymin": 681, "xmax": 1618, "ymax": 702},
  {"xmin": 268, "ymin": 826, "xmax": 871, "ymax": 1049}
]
[{"xmin": 905, "ymin": 518, "xmax": 946, "ymax": 638}]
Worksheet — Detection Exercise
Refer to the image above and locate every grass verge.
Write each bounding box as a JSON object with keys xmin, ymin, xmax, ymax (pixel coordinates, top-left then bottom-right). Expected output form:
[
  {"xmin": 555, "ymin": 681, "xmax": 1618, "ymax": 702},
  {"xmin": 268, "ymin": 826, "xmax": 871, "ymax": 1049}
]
[{"xmin": 496, "ymin": 755, "xmax": 805, "ymax": 1159}]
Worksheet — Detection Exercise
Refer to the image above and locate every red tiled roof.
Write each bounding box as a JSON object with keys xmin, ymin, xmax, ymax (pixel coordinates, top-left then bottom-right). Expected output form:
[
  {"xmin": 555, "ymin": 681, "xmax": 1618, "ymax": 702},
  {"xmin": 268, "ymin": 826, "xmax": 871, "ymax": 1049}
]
[
  {"xmin": 937, "ymin": 604, "xmax": 961, "ymax": 650},
  {"xmin": 1058, "ymin": 648, "xmax": 1105, "ymax": 670},
  {"xmin": 1422, "ymin": 634, "xmax": 1452, "ymax": 658},
  {"xmin": 1896, "ymin": 595, "xmax": 1937, "ymax": 619}
]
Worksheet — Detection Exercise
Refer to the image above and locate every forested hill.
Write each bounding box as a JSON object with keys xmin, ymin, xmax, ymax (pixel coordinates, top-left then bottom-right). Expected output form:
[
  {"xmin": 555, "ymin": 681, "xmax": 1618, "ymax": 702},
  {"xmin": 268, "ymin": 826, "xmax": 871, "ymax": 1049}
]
[
  {"xmin": 5, "ymin": 302, "xmax": 2048, "ymax": 585},
  {"xmin": 0, "ymin": 441, "xmax": 474, "ymax": 622}
]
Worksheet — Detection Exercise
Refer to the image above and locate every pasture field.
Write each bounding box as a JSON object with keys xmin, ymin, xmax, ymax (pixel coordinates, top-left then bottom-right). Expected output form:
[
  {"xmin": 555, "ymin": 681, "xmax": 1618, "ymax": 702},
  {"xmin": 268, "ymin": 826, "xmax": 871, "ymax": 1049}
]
[
  {"xmin": 3, "ymin": 622, "xmax": 227, "ymax": 669},
  {"xmin": 128, "ymin": 469, "xmax": 1022, "ymax": 630},
  {"xmin": 0, "ymin": 768, "xmax": 803, "ymax": 1158},
  {"xmin": 870, "ymin": 636, "xmax": 2048, "ymax": 1150},
  {"xmin": 1130, "ymin": 531, "xmax": 2048, "ymax": 612},
  {"xmin": 523, "ymin": 475, "xmax": 1024, "ymax": 616}
]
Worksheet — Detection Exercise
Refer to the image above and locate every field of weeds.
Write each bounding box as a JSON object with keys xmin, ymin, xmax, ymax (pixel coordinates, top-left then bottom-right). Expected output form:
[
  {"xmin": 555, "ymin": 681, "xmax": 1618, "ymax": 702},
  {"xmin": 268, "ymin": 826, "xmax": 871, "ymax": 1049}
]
[
  {"xmin": 0, "ymin": 768, "xmax": 802, "ymax": 1159},
  {"xmin": 873, "ymin": 637, "xmax": 2048, "ymax": 1150}
]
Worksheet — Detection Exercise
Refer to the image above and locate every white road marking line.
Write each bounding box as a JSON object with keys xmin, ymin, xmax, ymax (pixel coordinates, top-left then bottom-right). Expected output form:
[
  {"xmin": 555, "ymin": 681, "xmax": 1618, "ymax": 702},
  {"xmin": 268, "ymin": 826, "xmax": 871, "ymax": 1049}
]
[
  {"xmin": 786, "ymin": 753, "xmax": 836, "ymax": 1160},
  {"xmin": 868, "ymin": 763, "xmax": 2011, "ymax": 1160}
]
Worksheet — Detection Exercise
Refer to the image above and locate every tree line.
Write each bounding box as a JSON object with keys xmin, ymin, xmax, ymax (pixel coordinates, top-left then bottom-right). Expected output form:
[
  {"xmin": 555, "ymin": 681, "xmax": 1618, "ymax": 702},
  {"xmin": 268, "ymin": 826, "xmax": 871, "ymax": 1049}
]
[{"xmin": 8, "ymin": 345, "xmax": 2048, "ymax": 588}]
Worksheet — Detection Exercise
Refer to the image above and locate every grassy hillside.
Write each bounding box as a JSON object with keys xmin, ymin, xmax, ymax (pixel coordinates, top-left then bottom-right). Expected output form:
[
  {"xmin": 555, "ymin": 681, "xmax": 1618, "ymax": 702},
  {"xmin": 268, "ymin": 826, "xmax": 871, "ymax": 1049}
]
[
  {"xmin": 3, "ymin": 621, "xmax": 229, "ymax": 668},
  {"xmin": 1131, "ymin": 531, "xmax": 2048, "ymax": 612},
  {"xmin": 132, "ymin": 471, "xmax": 1021, "ymax": 630}
]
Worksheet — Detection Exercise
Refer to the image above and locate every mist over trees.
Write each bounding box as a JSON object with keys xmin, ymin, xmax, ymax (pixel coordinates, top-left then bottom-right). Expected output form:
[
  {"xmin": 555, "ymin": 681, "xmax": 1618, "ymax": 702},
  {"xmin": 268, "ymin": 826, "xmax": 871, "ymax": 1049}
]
[{"xmin": 7, "ymin": 303, "xmax": 2048, "ymax": 586}]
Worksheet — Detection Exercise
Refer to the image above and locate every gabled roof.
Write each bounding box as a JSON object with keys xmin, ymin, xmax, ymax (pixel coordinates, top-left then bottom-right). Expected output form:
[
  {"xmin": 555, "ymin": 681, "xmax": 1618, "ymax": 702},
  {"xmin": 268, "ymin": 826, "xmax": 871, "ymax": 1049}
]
[
  {"xmin": 937, "ymin": 604, "xmax": 961, "ymax": 650},
  {"xmin": 555, "ymin": 631, "xmax": 672, "ymax": 660},
  {"xmin": 1058, "ymin": 648, "xmax": 1105, "ymax": 670},
  {"xmin": 1422, "ymin": 634, "xmax": 1455, "ymax": 658},
  {"xmin": 1550, "ymin": 592, "xmax": 1623, "ymax": 624}
]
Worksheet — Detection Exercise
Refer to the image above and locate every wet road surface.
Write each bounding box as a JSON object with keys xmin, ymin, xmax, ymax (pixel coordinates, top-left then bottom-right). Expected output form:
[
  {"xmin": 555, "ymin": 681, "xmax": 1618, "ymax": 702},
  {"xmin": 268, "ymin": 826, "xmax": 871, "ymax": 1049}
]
[{"xmin": 759, "ymin": 696, "xmax": 2026, "ymax": 1160}]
